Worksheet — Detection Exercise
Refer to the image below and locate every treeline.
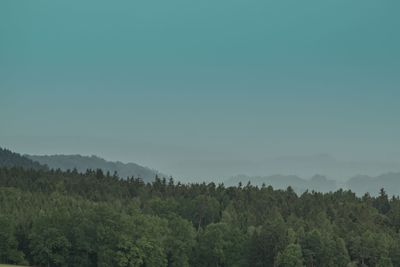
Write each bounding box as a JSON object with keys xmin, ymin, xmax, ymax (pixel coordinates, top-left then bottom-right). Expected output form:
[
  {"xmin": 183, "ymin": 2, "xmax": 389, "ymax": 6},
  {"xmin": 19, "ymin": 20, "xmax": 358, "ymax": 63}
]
[
  {"xmin": 1, "ymin": 167, "xmax": 400, "ymax": 267},
  {"xmin": 0, "ymin": 148, "xmax": 46, "ymax": 170}
]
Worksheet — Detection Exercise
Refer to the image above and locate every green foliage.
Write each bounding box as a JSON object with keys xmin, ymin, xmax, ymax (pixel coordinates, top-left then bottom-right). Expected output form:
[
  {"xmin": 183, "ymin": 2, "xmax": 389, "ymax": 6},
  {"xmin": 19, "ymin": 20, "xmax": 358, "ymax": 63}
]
[
  {"xmin": 376, "ymin": 256, "xmax": 393, "ymax": 267},
  {"xmin": 0, "ymin": 148, "xmax": 46, "ymax": 170},
  {"xmin": 0, "ymin": 216, "xmax": 25, "ymax": 265},
  {"xmin": 29, "ymin": 228, "xmax": 71, "ymax": 267},
  {"xmin": 276, "ymin": 244, "xmax": 304, "ymax": 267},
  {"xmin": 165, "ymin": 215, "xmax": 196, "ymax": 267},
  {"xmin": 194, "ymin": 223, "xmax": 246, "ymax": 267},
  {"xmin": 0, "ymin": 166, "xmax": 400, "ymax": 266},
  {"xmin": 247, "ymin": 210, "xmax": 288, "ymax": 266}
]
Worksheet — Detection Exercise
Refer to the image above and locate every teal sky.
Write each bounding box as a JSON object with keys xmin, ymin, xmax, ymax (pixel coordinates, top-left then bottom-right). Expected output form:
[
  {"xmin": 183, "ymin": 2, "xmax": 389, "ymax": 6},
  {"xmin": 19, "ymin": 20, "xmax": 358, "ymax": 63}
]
[{"xmin": 1, "ymin": 0, "xmax": 400, "ymax": 179}]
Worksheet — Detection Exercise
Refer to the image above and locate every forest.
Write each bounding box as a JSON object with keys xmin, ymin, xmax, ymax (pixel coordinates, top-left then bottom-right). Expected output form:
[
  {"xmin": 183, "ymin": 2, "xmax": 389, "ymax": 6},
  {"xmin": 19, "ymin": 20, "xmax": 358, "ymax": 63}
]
[
  {"xmin": 1, "ymin": 164, "xmax": 400, "ymax": 267},
  {"xmin": 2, "ymin": 0, "xmax": 399, "ymax": 266}
]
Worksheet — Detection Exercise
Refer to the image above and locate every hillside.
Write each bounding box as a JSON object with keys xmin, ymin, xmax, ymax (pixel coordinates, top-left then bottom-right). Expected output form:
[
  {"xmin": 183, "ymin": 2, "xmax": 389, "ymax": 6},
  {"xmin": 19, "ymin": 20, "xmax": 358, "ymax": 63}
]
[
  {"xmin": 0, "ymin": 148, "xmax": 46, "ymax": 170},
  {"xmin": 1, "ymin": 166, "xmax": 400, "ymax": 266},
  {"xmin": 26, "ymin": 154, "xmax": 162, "ymax": 182}
]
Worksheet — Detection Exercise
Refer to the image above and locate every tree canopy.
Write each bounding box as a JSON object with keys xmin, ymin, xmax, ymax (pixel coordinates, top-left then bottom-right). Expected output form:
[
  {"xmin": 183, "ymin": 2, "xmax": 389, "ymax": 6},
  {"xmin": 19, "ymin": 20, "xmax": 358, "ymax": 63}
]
[{"xmin": 0, "ymin": 166, "xmax": 399, "ymax": 266}]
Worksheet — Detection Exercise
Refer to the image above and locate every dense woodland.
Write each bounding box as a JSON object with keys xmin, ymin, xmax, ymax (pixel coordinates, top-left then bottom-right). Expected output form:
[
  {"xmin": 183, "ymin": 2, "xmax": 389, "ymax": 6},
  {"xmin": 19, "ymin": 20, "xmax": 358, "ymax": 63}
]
[
  {"xmin": 0, "ymin": 148, "xmax": 46, "ymax": 171},
  {"xmin": 1, "ymin": 150, "xmax": 400, "ymax": 266},
  {"xmin": 26, "ymin": 154, "xmax": 161, "ymax": 183}
]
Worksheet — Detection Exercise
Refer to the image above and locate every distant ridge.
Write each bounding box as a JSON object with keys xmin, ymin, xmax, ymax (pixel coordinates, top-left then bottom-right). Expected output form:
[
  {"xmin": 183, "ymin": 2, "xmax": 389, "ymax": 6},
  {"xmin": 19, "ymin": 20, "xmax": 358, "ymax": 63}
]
[
  {"xmin": 0, "ymin": 147, "xmax": 47, "ymax": 170},
  {"xmin": 346, "ymin": 172, "xmax": 400, "ymax": 196},
  {"xmin": 225, "ymin": 174, "xmax": 337, "ymax": 193},
  {"xmin": 3, "ymin": 147, "xmax": 400, "ymax": 196},
  {"xmin": 226, "ymin": 172, "xmax": 400, "ymax": 196},
  {"xmin": 27, "ymin": 154, "xmax": 163, "ymax": 182}
]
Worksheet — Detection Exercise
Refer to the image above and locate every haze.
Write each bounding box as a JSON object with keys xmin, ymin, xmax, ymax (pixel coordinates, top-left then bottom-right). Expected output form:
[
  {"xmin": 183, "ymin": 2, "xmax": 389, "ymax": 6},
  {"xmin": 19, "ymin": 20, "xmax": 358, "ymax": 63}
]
[{"xmin": 1, "ymin": 0, "xmax": 400, "ymax": 181}]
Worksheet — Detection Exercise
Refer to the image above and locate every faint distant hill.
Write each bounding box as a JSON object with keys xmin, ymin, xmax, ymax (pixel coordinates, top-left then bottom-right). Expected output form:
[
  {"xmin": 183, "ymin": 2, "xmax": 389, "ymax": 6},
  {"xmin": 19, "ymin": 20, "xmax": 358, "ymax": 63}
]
[
  {"xmin": 225, "ymin": 174, "xmax": 337, "ymax": 193},
  {"xmin": 173, "ymin": 154, "xmax": 400, "ymax": 183},
  {"xmin": 27, "ymin": 154, "xmax": 163, "ymax": 182},
  {"xmin": 226, "ymin": 172, "xmax": 400, "ymax": 196},
  {"xmin": 346, "ymin": 172, "xmax": 400, "ymax": 196},
  {"xmin": 0, "ymin": 147, "xmax": 46, "ymax": 170},
  {"xmin": 261, "ymin": 154, "xmax": 400, "ymax": 181}
]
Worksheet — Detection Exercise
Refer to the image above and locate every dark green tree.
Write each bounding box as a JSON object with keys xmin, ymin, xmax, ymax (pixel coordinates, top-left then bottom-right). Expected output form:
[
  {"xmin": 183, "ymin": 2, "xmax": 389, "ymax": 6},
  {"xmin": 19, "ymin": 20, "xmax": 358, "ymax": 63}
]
[{"xmin": 275, "ymin": 243, "xmax": 304, "ymax": 267}]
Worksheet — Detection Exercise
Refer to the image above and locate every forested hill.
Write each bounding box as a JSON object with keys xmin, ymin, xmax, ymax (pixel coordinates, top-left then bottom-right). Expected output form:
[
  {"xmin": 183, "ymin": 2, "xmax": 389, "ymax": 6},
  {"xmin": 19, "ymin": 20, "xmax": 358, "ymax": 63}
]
[
  {"xmin": 1, "ymin": 166, "xmax": 400, "ymax": 266},
  {"xmin": 0, "ymin": 147, "xmax": 46, "ymax": 170},
  {"xmin": 27, "ymin": 154, "xmax": 162, "ymax": 182}
]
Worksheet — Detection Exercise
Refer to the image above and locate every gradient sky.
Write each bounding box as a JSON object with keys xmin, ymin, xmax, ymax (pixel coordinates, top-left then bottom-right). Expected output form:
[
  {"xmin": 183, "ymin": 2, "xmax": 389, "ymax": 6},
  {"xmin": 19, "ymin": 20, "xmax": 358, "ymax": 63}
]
[{"xmin": 1, "ymin": 0, "xmax": 400, "ymax": 179}]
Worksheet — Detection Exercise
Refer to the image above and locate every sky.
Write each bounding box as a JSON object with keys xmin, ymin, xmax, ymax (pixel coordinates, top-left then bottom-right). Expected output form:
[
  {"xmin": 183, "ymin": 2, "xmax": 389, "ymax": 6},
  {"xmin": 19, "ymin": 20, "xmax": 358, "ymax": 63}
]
[{"xmin": 1, "ymin": 0, "xmax": 400, "ymax": 180}]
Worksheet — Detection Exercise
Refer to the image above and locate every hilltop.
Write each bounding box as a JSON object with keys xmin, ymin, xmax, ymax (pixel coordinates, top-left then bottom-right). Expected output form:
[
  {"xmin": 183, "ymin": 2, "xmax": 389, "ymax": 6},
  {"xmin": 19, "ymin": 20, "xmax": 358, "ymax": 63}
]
[{"xmin": 27, "ymin": 154, "xmax": 163, "ymax": 182}]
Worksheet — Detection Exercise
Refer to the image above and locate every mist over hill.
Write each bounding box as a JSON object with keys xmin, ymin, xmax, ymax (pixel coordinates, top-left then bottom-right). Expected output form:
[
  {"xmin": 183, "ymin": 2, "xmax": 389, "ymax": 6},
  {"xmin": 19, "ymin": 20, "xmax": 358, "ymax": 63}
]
[
  {"xmin": 265, "ymin": 154, "xmax": 400, "ymax": 179},
  {"xmin": 170, "ymin": 154, "xmax": 400, "ymax": 183},
  {"xmin": 225, "ymin": 174, "xmax": 338, "ymax": 194},
  {"xmin": 346, "ymin": 172, "xmax": 400, "ymax": 196},
  {"xmin": 2, "ymin": 146, "xmax": 399, "ymax": 196},
  {"xmin": 27, "ymin": 154, "xmax": 163, "ymax": 182},
  {"xmin": 226, "ymin": 172, "xmax": 400, "ymax": 196}
]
